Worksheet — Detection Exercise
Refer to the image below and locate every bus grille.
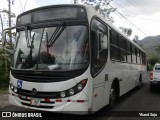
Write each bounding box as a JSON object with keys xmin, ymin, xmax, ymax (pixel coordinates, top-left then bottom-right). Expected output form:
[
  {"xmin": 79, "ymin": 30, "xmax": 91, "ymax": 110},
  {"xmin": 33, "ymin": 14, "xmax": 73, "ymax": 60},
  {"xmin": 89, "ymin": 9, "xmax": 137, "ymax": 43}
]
[
  {"xmin": 11, "ymin": 69, "xmax": 69, "ymax": 82},
  {"xmin": 17, "ymin": 89, "xmax": 60, "ymax": 99},
  {"xmin": 20, "ymin": 96, "xmax": 55, "ymax": 109},
  {"xmin": 12, "ymin": 73, "xmax": 68, "ymax": 82}
]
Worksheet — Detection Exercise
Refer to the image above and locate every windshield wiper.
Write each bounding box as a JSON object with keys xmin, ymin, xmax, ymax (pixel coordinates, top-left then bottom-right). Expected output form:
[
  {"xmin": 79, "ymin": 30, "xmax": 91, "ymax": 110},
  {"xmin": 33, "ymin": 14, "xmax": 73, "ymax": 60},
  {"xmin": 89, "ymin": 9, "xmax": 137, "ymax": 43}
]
[
  {"xmin": 47, "ymin": 21, "xmax": 66, "ymax": 47},
  {"xmin": 27, "ymin": 32, "xmax": 36, "ymax": 68},
  {"xmin": 25, "ymin": 25, "xmax": 31, "ymax": 48}
]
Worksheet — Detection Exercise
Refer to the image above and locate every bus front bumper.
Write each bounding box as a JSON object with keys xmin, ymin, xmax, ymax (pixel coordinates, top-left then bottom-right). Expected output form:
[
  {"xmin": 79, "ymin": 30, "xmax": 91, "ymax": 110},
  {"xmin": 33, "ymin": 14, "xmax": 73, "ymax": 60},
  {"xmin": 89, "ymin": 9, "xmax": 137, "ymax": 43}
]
[{"xmin": 9, "ymin": 90, "xmax": 89, "ymax": 115}]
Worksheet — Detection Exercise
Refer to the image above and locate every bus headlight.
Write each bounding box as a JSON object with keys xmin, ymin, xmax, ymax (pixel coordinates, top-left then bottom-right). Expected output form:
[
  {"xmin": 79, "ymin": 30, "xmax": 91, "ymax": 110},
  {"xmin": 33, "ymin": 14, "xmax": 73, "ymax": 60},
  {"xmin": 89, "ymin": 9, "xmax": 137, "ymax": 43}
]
[
  {"xmin": 59, "ymin": 79, "xmax": 87, "ymax": 98},
  {"xmin": 13, "ymin": 87, "xmax": 17, "ymax": 93},
  {"xmin": 10, "ymin": 82, "xmax": 17, "ymax": 93},
  {"xmin": 60, "ymin": 91, "xmax": 66, "ymax": 98},
  {"xmin": 10, "ymin": 83, "xmax": 14, "ymax": 90},
  {"xmin": 69, "ymin": 89, "xmax": 75, "ymax": 96},
  {"xmin": 77, "ymin": 84, "xmax": 83, "ymax": 91}
]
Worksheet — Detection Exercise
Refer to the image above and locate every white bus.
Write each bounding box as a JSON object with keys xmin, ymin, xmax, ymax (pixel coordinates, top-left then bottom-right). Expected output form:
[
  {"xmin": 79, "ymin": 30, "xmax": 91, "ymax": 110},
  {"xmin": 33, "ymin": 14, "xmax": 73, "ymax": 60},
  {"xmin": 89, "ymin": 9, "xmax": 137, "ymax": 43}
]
[{"xmin": 5, "ymin": 4, "xmax": 146, "ymax": 114}]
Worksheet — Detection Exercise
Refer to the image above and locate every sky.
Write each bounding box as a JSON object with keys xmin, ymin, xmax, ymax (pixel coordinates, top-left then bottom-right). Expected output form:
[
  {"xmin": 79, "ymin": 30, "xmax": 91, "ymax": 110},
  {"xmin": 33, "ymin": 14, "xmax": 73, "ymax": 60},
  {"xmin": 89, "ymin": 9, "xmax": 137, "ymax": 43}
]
[{"xmin": 0, "ymin": 0, "xmax": 160, "ymax": 40}]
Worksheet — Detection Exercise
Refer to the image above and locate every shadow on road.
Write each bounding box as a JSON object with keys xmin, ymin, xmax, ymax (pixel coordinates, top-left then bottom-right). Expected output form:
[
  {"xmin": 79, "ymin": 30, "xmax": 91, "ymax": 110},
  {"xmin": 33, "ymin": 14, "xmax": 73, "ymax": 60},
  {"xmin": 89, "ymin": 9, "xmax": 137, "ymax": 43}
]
[
  {"xmin": 92, "ymin": 83, "xmax": 146, "ymax": 117},
  {"xmin": 150, "ymin": 86, "xmax": 160, "ymax": 93}
]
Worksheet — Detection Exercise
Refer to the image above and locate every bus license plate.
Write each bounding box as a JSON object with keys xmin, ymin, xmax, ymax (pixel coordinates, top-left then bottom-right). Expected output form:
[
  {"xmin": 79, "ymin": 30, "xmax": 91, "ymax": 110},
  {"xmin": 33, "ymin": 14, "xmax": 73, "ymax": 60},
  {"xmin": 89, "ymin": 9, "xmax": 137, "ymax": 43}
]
[{"xmin": 31, "ymin": 98, "xmax": 40, "ymax": 106}]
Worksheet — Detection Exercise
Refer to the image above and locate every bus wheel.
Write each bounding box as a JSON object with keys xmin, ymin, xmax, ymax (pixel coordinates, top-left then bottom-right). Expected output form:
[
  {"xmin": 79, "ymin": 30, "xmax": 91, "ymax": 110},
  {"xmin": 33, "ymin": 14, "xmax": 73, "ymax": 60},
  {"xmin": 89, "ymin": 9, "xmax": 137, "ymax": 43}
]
[{"xmin": 108, "ymin": 84, "xmax": 116, "ymax": 109}]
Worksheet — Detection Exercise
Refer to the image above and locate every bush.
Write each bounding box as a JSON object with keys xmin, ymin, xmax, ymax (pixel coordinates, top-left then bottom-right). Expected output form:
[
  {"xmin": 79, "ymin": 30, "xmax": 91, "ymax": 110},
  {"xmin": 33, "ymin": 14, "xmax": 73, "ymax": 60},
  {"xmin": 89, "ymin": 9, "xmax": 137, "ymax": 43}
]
[
  {"xmin": 147, "ymin": 63, "xmax": 153, "ymax": 71},
  {"xmin": 148, "ymin": 57, "xmax": 159, "ymax": 66},
  {"xmin": 147, "ymin": 55, "xmax": 160, "ymax": 71},
  {"xmin": 0, "ymin": 55, "xmax": 10, "ymax": 88}
]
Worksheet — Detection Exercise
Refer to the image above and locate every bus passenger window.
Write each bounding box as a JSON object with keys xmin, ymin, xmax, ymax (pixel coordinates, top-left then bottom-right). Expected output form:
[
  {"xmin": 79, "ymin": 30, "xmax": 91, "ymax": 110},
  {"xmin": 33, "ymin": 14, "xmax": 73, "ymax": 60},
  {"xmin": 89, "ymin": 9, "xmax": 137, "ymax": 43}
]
[
  {"xmin": 137, "ymin": 50, "xmax": 141, "ymax": 64},
  {"xmin": 110, "ymin": 30, "xmax": 120, "ymax": 61},
  {"xmin": 119, "ymin": 37, "xmax": 127, "ymax": 62}
]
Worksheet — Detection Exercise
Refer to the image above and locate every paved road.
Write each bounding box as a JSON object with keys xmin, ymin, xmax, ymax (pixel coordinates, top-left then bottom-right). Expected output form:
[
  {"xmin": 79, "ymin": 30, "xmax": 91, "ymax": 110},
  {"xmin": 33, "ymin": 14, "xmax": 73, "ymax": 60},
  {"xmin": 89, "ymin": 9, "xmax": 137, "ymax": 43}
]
[{"xmin": 1, "ymin": 72, "xmax": 160, "ymax": 120}]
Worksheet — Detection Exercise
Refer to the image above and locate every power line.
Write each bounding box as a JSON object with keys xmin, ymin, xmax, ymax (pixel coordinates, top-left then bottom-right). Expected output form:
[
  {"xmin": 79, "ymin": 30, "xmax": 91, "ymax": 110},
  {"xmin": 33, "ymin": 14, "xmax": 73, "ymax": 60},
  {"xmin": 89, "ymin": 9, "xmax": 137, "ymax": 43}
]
[
  {"xmin": 108, "ymin": 5, "xmax": 159, "ymax": 44},
  {"xmin": 23, "ymin": 0, "xmax": 28, "ymax": 12},
  {"xmin": 109, "ymin": 4, "xmax": 149, "ymax": 37},
  {"xmin": 18, "ymin": 0, "xmax": 24, "ymax": 12},
  {"xmin": 115, "ymin": 10, "xmax": 150, "ymax": 37},
  {"xmin": 109, "ymin": 1, "xmax": 160, "ymax": 42},
  {"xmin": 112, "ymin": 1, "xmax": 138, "ymax": 16},
  {"xmin": 113, "ymin": 1, "xmax": 129, "ymax": 10},
  {"xmin": 114, "ymin": 12, "xmax": 158, "ymax": 43},
  {"xmin": 112, "ymin": 11, "xmax": 132, "ymax": 28},
  {"xmin": 124, "ymin": 0, "xmax": 147, "ymax": 16},
  {"xmin": 121, "ymin": 14, "xmax": 160, "ymax": 21},
  {"xmin": 132, "ymin": 0, "xmax": 142, "ymax": 7},
  {"xmin": 125, "ymin": 0, "xmax": 138, "ymax": 8}
]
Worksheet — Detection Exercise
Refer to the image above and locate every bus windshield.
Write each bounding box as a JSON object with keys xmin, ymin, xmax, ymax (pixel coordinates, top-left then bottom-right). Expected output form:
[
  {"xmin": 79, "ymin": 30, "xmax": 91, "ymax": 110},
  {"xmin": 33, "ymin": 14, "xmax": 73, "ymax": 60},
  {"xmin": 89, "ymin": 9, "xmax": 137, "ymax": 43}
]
[{"xmin": 12, "ymin": 25, "xmax": 89, "ymax": 71}]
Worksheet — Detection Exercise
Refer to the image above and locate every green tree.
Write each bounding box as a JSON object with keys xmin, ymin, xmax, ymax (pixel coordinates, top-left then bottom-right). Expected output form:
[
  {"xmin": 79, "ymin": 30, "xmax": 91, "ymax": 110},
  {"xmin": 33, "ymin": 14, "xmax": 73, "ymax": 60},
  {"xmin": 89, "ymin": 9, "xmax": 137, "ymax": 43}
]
[
  {"xmin": 119, "ymin": 27, "xmax": 133, "ymax": 37},
  {"xmin": 133, "ymin": 35, "xmax": 139, "ymax": 43},
  {"xmin": 0, "ymin": 51, "xmax": 10, "ymax": 87},
  {"xmin": 81, "ymin": 0, "xmax": 116, "ymax": 23},
  {"xmin": 148, "ymin": 57, "xmax": 159, "ymax": 66},
  {"xmin": 95, "ymin": 4, "xmax": 100, "ymax": 11},
  {"xmin": 155, "ymin": 44, "xmax": 160, "ymax": 53}
]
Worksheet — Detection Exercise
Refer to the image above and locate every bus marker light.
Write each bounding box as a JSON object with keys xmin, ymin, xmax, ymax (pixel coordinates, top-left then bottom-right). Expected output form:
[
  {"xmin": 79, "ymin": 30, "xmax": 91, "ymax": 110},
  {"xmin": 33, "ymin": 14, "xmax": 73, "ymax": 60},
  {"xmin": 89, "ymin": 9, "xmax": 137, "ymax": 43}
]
[
  {"xmin": 67, "ymin": 100, "xmax": 71, "ymax": 102},
  {"xmin": 44, "ymin": 98, "xmax": 50, "ymax": 102},
  {"xmin": 77, "ymin": 84, "xmax": 83, "ymax": 91},
  {"xmin": 56, "ymin": 99, "xmax": 62, "ymax": 102},
  {"xmin": 69, "ymin": 89, "xmax": 75, "ymax": 95},
  {"xmin": 81, "ymin": 80, "xmax": 86, "ymax": 84},
  {"xmin": 77, "ymin": 100, "xmax": 84, "ymax": 103}
]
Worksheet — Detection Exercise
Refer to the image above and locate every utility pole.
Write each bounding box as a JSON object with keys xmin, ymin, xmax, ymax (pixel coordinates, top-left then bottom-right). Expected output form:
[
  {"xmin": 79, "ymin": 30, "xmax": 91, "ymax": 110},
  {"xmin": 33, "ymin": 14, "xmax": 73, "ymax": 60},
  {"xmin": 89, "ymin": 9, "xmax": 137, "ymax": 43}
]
[
  {"xmin": 74, "ymin": 0, "xmax": 77, "ymax": 4},
  {"xmin": 0, "ymin": 10, "xmax": 3, "ymax": 35},
  {"xmin": 8, "ymin": 0, "xmax": 12, "ymax": 46}
]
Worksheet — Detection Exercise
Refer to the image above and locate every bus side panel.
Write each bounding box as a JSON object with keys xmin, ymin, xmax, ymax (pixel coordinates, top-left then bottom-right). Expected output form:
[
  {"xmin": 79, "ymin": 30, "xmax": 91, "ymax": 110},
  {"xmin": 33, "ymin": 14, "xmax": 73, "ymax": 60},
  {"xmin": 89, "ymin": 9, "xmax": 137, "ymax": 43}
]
[
  {"xmin": 103, "ymin": 81, "xmax": 111, "ymax": 106},
  {"xmin": 108, "ymin": 61, "xmax": 128, "ymax": 96},
  {"xmin": 91, "ymin": 69, "xmax": 106, "ymax": 112},
  {"xmin": 92, "ymin": 85, "xmax": 105, "ymax": 112}
]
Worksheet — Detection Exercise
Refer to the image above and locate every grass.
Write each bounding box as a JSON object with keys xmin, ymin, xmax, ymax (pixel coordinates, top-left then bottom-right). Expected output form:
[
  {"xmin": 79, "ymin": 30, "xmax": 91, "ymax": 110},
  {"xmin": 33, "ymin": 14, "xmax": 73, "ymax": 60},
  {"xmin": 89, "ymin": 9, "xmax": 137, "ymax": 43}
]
[{"xmin": 0, "ymin": 87, "xmax": 9, "ymax": 94}]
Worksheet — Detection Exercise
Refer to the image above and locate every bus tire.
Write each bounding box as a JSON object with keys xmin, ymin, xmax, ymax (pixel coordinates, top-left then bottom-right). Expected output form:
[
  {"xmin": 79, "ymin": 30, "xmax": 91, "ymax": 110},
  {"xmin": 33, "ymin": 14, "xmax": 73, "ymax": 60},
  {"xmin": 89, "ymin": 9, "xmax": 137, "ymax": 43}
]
[{"xmin": 108, "ymin": 81, "xmax": 119, "ymax": 109}]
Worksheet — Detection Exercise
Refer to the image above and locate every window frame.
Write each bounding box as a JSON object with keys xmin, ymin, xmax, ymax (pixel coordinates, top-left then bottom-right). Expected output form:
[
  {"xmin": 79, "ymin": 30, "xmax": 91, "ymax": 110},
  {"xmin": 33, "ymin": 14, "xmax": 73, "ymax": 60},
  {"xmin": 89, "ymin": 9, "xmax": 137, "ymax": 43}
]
[{"xmin": 90, "ymin": 17, "xmax": 109, "ymax": 77}]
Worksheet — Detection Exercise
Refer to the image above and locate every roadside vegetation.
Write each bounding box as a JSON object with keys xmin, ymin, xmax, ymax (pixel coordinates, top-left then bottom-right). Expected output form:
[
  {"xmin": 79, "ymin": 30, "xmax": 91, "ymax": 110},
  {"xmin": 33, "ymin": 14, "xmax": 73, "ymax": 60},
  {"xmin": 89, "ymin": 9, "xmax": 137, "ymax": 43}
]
[
  {"xmin": 0, "ymin": 49, "xmax": 10, "ymax": 94},
  {"xmin": 147, "ymin": 54, "xmax": 160, "ymax": 71}
]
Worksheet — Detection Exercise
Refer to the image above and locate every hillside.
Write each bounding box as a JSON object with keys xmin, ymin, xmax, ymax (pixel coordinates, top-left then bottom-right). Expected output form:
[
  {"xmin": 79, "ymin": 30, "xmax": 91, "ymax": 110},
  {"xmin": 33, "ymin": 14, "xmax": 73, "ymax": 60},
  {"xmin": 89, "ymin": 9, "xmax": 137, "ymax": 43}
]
[{"xmin": 137, "ymin": 35, "xmax": 160, "ymax": 55}]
